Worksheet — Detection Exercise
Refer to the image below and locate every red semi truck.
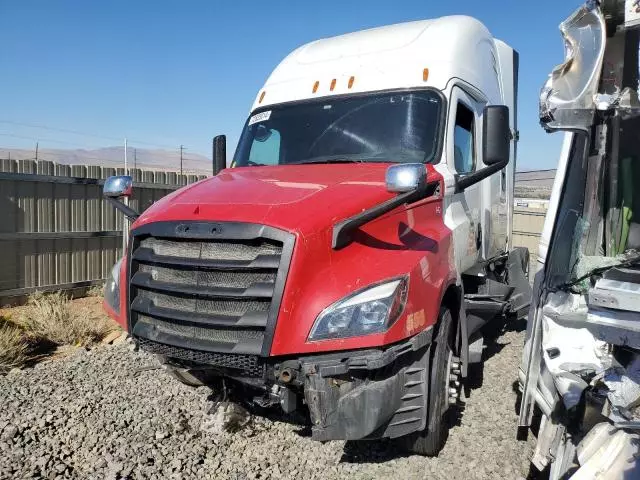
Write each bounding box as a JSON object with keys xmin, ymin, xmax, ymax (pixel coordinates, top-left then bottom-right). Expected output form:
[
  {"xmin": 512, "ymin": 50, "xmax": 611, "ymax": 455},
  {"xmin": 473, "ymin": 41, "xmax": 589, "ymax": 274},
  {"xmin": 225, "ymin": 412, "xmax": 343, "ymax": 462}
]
[{"xmin": 103, "ymin": 15, "xmax": 531, "ymax": 455}]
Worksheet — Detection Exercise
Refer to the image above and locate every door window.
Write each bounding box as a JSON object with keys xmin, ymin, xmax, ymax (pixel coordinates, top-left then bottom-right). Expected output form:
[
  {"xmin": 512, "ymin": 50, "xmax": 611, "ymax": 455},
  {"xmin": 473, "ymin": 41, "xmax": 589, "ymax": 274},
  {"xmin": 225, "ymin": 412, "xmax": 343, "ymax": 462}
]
[{"xmin": 453, "ymin": 103, "xmax": 476, "ymax": 174}]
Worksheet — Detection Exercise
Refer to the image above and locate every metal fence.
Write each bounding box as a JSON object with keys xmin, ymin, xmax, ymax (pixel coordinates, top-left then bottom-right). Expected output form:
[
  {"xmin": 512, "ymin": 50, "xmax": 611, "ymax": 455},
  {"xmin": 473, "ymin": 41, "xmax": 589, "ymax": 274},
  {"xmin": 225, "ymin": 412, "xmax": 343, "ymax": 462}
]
[{"xmin": 0, "ymin": 159, "xmax": 206, "ymax": 305}]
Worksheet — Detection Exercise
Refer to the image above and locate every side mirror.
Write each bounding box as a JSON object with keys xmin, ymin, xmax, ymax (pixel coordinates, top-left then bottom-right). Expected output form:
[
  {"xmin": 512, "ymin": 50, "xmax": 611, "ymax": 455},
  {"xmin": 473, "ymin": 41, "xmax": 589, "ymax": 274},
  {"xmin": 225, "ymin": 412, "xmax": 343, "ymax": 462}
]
[
  {"xmin": 103, "ymin": 175, "xmax": 139, "ymax": 220},
  {"xmin": 483, "ymin": 105, "xmax": 510, "ymax": 166},
  {"xmin": 333, "ymin": 163, "xmax": 438, "ymax": 249},
  {"xmin": 103, "ymin": 175, "xmax": 133, "ymax": 198},
  {"xmin": 385, "ymin": 163, "xmax": 426, "ymax": 193},
  {"xmin": 213, "ymin": 135, "xmax": 226, "ymax": 175}
]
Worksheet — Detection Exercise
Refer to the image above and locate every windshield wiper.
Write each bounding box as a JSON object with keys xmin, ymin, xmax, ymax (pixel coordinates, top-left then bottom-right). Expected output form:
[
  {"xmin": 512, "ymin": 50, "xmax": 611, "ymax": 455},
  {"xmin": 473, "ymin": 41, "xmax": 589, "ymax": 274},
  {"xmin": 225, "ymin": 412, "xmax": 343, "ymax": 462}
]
[
  {"xmin": 557, "ymin": 251, "xmax": 640, "ymax": 290},
  {"xmin": 290, "ymin": 158, "xmax": 365, "ymax": 165}
]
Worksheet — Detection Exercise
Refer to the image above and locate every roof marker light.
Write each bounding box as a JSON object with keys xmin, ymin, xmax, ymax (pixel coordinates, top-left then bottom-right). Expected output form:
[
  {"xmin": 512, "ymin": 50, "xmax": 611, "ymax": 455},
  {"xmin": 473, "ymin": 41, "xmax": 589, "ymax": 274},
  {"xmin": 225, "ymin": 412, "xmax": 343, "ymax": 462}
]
[
  {"xmin": 259, "ymin": 91, "xmax": 266, "ymax": 103},
  {"xmin": 422, "ymin": 68, "xmax": 429, "ymax": 82},
  {"xmin": 330, "ymin": 79, "xmax": 336, "ymax": 91},
  {"xmin": 312, "ymin": 81, "xmax": 319, "ymax": 93},
  {"xmin": 348, "ymin": 76, "xmax": 355, "ymax": 89}
]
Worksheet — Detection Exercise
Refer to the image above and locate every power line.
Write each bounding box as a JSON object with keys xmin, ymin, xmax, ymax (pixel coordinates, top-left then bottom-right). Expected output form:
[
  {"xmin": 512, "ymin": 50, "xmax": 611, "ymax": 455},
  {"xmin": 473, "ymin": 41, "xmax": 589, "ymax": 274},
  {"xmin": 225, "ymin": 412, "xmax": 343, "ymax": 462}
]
[
  {"xmin": 0, "ymin": 132, "xmax": 202, "ymax": 160},
  {"xmin": 0, "ymin": 119, "xmax": 182, "ymax": 150},
  {"xmin": 0, "ymin": 132, "xmax": 101, "ymax": 148}
]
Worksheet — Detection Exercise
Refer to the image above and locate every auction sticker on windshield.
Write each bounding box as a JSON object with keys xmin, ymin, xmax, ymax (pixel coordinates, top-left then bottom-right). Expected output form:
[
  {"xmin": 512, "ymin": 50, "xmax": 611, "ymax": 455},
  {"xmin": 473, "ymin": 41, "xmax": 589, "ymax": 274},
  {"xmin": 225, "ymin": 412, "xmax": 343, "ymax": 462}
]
[{"xmin": 248, "ymin": 111, "xmax": 272, "ymax": 125}]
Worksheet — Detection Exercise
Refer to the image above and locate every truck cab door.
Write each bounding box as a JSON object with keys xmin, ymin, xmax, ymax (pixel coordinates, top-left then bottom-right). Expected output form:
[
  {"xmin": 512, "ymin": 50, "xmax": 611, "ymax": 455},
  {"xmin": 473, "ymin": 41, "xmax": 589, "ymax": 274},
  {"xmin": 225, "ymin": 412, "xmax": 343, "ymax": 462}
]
[{"xmin": 443, "ymin": 86, "xmax": 483, "ymax": 273}]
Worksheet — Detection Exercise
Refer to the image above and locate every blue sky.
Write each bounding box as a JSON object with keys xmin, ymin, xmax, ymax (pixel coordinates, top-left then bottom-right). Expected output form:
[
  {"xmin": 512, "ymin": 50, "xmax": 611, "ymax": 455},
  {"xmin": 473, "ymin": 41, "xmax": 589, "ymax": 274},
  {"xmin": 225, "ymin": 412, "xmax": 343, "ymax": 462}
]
[{"xmin": 1, "ymin": 0, "xmax": 578, "ymax": 170}]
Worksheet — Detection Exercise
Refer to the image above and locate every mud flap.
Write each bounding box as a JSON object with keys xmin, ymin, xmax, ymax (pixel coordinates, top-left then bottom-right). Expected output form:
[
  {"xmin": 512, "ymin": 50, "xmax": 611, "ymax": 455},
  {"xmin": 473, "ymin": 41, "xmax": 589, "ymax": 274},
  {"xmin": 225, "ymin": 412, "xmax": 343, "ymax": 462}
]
[{"xmin": 507, "ymin": 247, "xmax": 533, "ymax": 318}]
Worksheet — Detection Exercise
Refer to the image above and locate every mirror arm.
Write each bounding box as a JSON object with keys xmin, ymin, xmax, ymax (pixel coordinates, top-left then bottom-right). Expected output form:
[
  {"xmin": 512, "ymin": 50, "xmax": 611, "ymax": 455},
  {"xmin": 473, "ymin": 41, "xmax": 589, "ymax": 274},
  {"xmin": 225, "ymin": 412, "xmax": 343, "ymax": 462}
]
[
  {"xmin": 454, "ymin": 158, "xmax": 508, "ymax": 193},
  {"xmin": 332, "ymin": 180, "xmax": 439, "ymax": 250},
  {"xmin": 213, "ymin": 135, "xmax": 227, "ymax": 175},
  {"xmin": 106, "ymin": 197, "xmax": 140, "ymax": 221}
]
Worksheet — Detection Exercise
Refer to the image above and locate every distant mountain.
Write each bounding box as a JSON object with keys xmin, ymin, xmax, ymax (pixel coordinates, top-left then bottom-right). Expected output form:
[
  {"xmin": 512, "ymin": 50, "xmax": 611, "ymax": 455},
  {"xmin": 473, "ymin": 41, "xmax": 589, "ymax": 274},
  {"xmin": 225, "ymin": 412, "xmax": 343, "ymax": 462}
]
[
  {"xmin": 514, "ymin": 169, "xmax": 555, "ymax": 199},
  {"xmin": 0, "ymin": 146, "xmax": 212, "ymax": 175}
]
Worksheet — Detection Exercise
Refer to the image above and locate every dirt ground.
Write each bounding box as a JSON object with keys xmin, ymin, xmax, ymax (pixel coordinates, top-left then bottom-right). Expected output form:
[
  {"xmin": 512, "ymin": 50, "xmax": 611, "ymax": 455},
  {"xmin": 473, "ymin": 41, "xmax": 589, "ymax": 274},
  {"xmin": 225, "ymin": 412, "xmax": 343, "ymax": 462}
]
[{"xmin": 0, "ymin": 303, "xmax": 537, "ymax": 479}]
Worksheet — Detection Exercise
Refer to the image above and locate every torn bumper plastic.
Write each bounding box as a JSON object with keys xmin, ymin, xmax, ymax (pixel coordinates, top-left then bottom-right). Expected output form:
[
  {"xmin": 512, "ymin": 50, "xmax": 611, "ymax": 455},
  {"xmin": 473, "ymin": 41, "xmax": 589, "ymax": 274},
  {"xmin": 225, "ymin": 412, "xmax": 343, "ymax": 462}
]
[{"xmin": 301, "ymin": 329, "xmax": 433, "ymax": 441}]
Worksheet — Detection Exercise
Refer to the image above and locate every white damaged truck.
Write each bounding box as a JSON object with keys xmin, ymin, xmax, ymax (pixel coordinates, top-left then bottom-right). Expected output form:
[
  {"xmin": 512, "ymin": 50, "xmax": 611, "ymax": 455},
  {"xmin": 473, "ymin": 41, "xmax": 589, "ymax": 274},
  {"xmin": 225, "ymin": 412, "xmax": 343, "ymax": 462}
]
[{"xmin": 519, "ymin": 1, "xmax": 640, "ymax": 477}]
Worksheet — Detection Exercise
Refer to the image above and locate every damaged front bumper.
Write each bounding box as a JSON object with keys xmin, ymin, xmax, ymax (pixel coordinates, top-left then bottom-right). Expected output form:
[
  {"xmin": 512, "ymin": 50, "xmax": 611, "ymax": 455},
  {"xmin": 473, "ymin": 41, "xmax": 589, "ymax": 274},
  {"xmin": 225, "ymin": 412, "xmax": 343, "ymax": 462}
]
[
  {"xmin": 145, "ymin": 327, "xmax": 435, "ymax": 442},
  {"xmin": 299, "ymin": 328, "xmax": 433, "ymax": 441}
]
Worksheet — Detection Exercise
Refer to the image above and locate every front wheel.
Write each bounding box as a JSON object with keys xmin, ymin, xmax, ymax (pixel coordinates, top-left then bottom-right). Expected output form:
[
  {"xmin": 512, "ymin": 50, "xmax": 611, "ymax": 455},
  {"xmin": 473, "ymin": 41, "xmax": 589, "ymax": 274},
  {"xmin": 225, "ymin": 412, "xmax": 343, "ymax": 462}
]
[{"xmin": 403, "ymin": 307, "xmax": 457, "ymax": 456}]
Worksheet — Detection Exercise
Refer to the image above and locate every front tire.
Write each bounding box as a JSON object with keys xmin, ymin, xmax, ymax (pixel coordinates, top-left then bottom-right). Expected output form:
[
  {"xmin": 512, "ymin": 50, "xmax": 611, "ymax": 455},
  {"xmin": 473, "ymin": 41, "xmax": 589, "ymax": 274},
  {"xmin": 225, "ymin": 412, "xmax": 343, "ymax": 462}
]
[{"xmin": 403, "ymin": 307, "xmax": 455, "ymax": 456}]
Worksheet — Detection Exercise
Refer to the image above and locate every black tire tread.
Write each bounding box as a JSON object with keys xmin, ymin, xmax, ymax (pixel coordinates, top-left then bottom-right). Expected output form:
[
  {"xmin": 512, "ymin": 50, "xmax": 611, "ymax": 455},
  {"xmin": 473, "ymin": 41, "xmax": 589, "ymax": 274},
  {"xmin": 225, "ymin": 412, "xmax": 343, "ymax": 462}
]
[{"xmin": 403, "ymin": 307, "xmax": 454, "ymax": 456}]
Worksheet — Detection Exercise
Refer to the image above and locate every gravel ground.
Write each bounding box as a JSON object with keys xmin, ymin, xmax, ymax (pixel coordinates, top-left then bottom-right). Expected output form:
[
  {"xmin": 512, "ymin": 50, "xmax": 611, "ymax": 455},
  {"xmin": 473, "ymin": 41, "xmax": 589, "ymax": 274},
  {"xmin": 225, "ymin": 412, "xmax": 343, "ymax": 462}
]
[{"xmin": 0, "ymin": 320, "xmax": 535, "ymax": 480}]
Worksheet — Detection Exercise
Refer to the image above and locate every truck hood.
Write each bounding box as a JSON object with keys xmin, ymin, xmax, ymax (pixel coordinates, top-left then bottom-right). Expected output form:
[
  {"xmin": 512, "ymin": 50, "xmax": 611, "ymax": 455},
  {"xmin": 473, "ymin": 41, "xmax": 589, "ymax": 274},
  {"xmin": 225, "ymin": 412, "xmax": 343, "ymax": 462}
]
[{"xmin": 135, "ymin": 164, "xmax": 418, "ymax": 236}]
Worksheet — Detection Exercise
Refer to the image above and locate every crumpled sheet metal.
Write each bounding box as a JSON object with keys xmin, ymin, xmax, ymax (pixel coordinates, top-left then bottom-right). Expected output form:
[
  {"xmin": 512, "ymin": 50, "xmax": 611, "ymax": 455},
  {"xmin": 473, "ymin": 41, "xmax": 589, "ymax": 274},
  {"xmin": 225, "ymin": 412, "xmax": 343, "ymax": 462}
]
[
  {"xmin": 573, "ymin": 422, "xmax": 640, "ymax": 479},
  {"xmin": 541, "ymin": 291, "xmax": 612, "ymax": 409},
  {"xmin": 604, "ymin": 354, "xmax": 640, "ymax": 418},
  {"xmin": 539, "ymin": 1, "xmax": 606, "ymax": 131},
  {"xmin": 595, "ymin": 87, "xmax": 640, "ymax": 116},
  {"xmin": 587, "ymin": 307, "xmax": 640, "ymax": 349}
]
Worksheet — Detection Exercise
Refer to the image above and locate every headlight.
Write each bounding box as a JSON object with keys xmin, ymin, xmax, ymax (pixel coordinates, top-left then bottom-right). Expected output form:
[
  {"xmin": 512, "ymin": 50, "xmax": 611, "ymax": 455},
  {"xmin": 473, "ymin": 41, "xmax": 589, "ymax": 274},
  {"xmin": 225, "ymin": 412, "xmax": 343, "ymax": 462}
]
[
  {"xmin": 104, "ymin": 258, "xmax": 123, "ymax": 314},
  {"xmin": 111, "ymin": 258, "xmax": 123, "ymax": 287},
  {"xmin": 308, "ymin": 277, "xmax": 408, "ymax": 341}
]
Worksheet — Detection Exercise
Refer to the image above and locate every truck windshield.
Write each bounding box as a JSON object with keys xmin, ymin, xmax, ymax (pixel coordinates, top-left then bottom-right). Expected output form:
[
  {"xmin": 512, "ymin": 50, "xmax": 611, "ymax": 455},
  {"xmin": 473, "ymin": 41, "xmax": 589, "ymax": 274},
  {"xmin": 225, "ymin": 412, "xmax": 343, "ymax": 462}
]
[{"xmin": 232, "ymin": 90, "xmax": 442, "ymax": 167}]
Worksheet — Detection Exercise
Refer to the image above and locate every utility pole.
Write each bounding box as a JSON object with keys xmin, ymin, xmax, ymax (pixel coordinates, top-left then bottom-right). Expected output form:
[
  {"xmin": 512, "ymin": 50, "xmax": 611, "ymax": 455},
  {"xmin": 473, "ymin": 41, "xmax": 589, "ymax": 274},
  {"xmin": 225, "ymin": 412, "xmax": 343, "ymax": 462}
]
[
  {"xmin": 134, "ymin": 148, "xmax": 137, "ymax": 170},
  {"xmin": 180, "ymin": 145, "xmax": 184, "ymax": 178},
  {"xmin": 35, "ymin": 142, "xmax": 39, "ymax": 163},
  {"xmin": 123, "ymin": 138, "xmax": 129, "ymax": 253}
]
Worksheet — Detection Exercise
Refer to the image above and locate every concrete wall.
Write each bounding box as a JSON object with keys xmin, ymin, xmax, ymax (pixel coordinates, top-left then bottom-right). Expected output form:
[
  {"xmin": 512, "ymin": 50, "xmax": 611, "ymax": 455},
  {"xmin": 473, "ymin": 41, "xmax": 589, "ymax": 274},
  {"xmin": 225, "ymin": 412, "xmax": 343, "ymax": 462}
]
[{"xmin": 512, "ymin": 206, "xmax": 547, "ymax": 274}]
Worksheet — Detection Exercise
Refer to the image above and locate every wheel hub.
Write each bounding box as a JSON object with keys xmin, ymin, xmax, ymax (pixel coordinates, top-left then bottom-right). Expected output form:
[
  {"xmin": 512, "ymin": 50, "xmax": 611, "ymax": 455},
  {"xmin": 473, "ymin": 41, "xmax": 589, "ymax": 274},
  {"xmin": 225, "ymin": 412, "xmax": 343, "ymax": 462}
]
[{"xmin": 446, "ymin": 352, "xmax": 461, "ymax": 405}]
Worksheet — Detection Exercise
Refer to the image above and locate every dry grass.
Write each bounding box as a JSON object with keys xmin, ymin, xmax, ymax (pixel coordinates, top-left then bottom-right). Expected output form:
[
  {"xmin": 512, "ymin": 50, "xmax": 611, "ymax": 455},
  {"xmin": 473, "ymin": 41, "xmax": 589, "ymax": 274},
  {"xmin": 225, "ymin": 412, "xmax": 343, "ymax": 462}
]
[
  {"xmin": 0, "ymin": 293, "xmax": 119, "ymax": 375},
  {"xmin": 85, "ymin": 283, "xmax": 104, "ymax": 298},
  {"xmin": 0, "ymin": 322, "xmax": 30, "ymax": 374},
  {"xmin": 18, "ymin": 292, "xmax": 116, "ymax": 347}
]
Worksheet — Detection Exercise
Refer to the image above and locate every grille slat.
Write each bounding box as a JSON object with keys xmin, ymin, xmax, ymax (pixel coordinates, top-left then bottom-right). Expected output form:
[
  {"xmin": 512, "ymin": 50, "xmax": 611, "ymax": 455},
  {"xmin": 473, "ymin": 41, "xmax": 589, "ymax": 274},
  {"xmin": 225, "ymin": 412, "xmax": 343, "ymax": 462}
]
[
  {"xmin": 140, "ymin": 237, "xmax": 282, "ymax": 262},
  {"xmin": 128, "ymin": 224, "xmax": 291, "ymax": 362},
  {"xmin": 136, "ymin": 316, "xmax": 264, "ymax": 344},
  {"xmin": 133, "ymin": 316, "xmax": 264, "ymax": 355},
  {"xmin": 131, "ymin": 271, "xmax": 276, "ymax": 299},
  {"xmin": 143, "ymin": 291, "xmax": 270, "ymax": 316},
  {"xmin": 133, "ymin": 247, "xmax": 281, "ymax": 270},
  {"xmin": 131, "ymin": 297, "xmax": 269, "ymax": 328},
  {"xmin": 138, "ymin": 264, "xmax": 277, "ymax": 289}
]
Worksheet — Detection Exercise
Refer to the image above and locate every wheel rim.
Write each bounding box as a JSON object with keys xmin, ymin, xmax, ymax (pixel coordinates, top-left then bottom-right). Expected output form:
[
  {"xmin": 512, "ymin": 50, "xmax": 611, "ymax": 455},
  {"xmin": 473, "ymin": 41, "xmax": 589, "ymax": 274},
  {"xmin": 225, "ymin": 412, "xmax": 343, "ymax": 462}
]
[{"xmin": 446, "ymin": 351, "xmax": 461, "ymax": 406}]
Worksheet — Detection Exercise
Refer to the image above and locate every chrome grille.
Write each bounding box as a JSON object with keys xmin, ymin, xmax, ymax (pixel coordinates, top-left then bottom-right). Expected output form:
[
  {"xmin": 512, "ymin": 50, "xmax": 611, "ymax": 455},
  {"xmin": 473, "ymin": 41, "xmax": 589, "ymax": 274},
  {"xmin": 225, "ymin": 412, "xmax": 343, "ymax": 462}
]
[{"xmin": 128, "ymin": 222, "xmax": 293, "ymax": 359}]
